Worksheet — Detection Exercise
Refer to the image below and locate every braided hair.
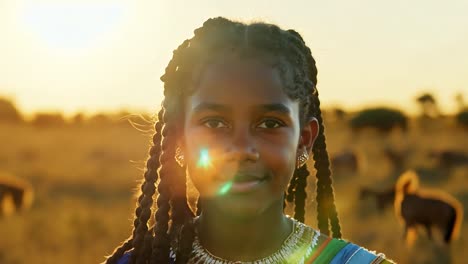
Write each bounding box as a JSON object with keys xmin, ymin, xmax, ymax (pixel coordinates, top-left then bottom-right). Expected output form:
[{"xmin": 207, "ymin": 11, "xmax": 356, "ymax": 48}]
[{"xmin": 104, "ymin": 17, "xmax": 341, "ymax": 264}]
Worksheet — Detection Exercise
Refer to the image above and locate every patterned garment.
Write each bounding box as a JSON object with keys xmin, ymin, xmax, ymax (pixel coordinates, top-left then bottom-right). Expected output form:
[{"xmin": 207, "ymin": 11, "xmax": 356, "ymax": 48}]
[
  {"xmin": 117, "ymin": 241, "xmax": 392, "ymax": 264},
  {"xmin": 117, "ymin": 222, "xmax": 394, "ymax": 264}
]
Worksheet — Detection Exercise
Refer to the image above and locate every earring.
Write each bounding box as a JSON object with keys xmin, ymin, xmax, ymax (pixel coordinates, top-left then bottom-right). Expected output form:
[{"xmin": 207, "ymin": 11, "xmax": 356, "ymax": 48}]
[
  {"xmin": 175, "ymin": 147, "xmax": 185, "ymax": 167},
  {"xmin": 296, "ymin": 147, "xmax": 309, "ymax": 169}
]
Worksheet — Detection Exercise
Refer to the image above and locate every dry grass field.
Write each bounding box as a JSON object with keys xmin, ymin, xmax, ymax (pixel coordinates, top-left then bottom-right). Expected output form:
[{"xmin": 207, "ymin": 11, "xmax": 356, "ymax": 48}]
[{"xmin": 0, "ymin": 112, "xmax": 466, "ymax": 264}]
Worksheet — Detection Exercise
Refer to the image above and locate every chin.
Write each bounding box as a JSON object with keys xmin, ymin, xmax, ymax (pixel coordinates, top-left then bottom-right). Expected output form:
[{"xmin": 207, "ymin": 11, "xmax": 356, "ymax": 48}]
[{"xmin": 211, "ymin": 195, "xmax": 273, "ymax": 220}]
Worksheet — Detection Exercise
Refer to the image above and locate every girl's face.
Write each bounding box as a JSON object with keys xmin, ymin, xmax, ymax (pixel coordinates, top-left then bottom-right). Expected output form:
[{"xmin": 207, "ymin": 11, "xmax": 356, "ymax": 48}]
[{"xmin": 180, "ymin": 57, "xmax": 318, "ymax": 217}]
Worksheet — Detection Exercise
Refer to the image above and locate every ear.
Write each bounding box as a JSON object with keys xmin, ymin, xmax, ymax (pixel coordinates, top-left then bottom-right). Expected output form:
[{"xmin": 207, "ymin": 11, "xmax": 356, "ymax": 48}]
[{"xmin": 298, "ymin": 117, "xmax": 319, "ymax": 153}]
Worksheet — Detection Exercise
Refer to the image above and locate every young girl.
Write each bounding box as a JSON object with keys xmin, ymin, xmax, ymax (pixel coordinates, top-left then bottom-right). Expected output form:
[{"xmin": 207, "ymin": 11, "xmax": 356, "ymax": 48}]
[{"xmin": 104, "ymin": 17, "xmax": 394, "ymax": 264}]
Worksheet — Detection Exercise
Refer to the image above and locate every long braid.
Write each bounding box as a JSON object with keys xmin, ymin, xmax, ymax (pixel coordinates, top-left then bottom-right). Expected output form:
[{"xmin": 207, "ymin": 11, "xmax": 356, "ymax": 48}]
[
  {"xmin": 301, "ymin": 35, "xmax": 342, "ymax": 238},
  {"xmin": 293, "ymin": 165, "xmax": 310, "ymax": 223},
  {"xmin": 132, "ymin": 144, "xmax": 160, "ymax": 263},
  {"xmin": 150, "ymin": 103, "xmax": 174, "ymax": 264},
  {"xmin": 148, "ymin": 37, "xmax": 195, "ymax": 261},
  {"xmin": 160, "ymin": 37, "xmax": 199, "ymax": 263},
  {"xmin": 280, "ymin": 29, "xmax": 326, "ymax": 230},
  {"xmin": 140, "ymin": 110, "xmax": 165, "ymax": 261},
  {"xmin": 168, "ymin": 39, "xmax": 195, "ymax": 231},
  {"xmin": 105, "ymin": 109, "xmax": 164, "ymax": 264},
  {"xmin": 311, "ymin": 92, "xmax": 342, "ymax": 238},
  {"xmin": 283, "ymin": 29, "xmax": 341, "ymax": 237}
]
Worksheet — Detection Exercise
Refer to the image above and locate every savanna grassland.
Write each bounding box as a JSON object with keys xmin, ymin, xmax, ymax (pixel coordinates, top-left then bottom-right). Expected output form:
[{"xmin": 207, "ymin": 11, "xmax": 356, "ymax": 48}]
[{"xmin": 0, "ymin": 111, "xmax": 467, "ymax": 264}]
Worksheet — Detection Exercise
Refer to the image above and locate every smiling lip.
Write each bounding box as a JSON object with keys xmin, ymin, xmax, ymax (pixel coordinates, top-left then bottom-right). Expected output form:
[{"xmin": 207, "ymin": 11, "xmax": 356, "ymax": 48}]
[
  {"xmin": 229, "ymin": 179, "xmax": 266, "ymax": 193},
  {"xmin": 233, "ymin": 172, "xmax": 266, "ymax": 182},
  {"xmin": 228, "ymin": 173, "xmax": 268, "ymax": 193}
]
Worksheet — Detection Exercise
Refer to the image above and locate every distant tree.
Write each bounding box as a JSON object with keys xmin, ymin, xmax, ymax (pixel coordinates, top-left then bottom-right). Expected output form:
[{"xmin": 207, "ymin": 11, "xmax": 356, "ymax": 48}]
[
  {"xmin": 0, "ymin": 97, "xmax": 23, "ymax": 123},
  {"xmin": 455, "ymin": 109, "xmax": 468, "ymax": 128},
  {"xmin": 86, "ymin": 113, "xmax": 113, "ymax": 126},
  {"xmin": 71, "ymin": 113, "xmax": 85, "ymax": 125},
  {"xmin": 31, "ymin": 113, "xmax": 66, "ymax": 127},
  {"xmin": 350, "ymin": 107, "xmax": 408, "ymax": 133},
  {"xmin": 416, "ymin": 93, "xmax": 439, "ymax": 118}
]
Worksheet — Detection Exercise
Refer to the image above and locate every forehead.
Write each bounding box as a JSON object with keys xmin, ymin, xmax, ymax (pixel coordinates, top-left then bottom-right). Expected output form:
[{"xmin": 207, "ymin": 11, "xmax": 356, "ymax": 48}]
[{"xmin": 187, "ymin": 58, "xmax": 297, "ymax": 109}]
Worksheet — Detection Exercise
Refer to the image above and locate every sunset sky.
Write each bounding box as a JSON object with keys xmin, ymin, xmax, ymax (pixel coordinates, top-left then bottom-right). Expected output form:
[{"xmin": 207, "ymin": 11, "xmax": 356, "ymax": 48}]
[{"xmin": 1, "ymin": 0, "xmax": 467, "ymax": 116}]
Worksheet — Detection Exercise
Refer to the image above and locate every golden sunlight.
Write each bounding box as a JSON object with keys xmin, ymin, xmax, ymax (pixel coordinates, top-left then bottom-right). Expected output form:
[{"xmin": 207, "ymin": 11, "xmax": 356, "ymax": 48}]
[{"xmin": 19, "ymin": 1, "xmax": 126, "ymax": 54}]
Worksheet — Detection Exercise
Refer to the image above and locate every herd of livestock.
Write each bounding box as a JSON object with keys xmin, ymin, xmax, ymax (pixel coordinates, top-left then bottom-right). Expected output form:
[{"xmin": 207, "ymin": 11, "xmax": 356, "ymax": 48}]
[{"xmin": 332, "ymin": 147, "xmax": 467, "ymax": 247}]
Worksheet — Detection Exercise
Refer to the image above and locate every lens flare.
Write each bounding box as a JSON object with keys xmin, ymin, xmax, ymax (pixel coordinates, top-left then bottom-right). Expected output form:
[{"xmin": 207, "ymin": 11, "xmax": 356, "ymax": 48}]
[
  {"xmin": 197, "ymin": 148, "xmax": 212, "ymax": 168},
  {"xmin": 218, "ymin": 181, "xmax": 233, "ymax": 196},
  {"xmin": 195, "ymin": 148, "xmax": 232, "ymax": 196}
]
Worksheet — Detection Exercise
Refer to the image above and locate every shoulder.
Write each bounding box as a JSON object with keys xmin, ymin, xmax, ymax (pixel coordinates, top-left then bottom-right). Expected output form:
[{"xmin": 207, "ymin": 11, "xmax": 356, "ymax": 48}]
[
  {"xmin": 328, "ymin": 241, "xmax": 394, "ymax": 264},
  {"xmin": 116, "ymin": 251, "xmax": 131, "ymax": 264},
  {"xmin": 115, "ymin": 249, "xmax": 177, "ymax": 264},
  {"xmin": 307, "ymin": 230, "xmax": 395, "ymax": 264}
]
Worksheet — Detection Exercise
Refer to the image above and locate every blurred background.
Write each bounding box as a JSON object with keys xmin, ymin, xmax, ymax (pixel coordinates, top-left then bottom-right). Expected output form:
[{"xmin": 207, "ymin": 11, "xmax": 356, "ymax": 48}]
[{"xmin": 1, "ymin": 0, "xmax": 467, "ymax": 263}]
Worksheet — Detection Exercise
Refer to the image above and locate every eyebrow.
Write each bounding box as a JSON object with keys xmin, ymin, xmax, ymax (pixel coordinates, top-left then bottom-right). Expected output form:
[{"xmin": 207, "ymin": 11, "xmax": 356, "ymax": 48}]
[
  {"xmin": 256, "ymin": 103, "xmax": 291, "ymax": 115},
  {"xmin": 192, "ymin": 103, "xmax": 231, "ymax": 113},
  {"xmin": 192, "ymin": 103, "xmax": 291, "ymax": 115}
]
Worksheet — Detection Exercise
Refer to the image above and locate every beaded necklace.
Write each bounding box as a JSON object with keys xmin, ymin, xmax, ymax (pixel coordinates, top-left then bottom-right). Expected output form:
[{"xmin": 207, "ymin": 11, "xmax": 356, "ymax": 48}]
[{"xmin": 188, "ymin": 218, "xmax": 320, "ymax": 264}]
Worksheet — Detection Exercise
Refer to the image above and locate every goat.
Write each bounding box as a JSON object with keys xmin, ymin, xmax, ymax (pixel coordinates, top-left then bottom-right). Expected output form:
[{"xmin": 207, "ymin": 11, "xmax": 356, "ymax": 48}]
[
  {"xmin": 359, "ymin": 185, "xmax": 395, "ymax": 212},
  {"xmin": 0, "ymin": 172, "xmax": 34, "ymax": 217},
  {"xmin": 331, "ymin": 150, "xmax": 359, "ymax": 174},
  {"xmin": 428, "ymin": 150, "xmax": 468, "ymax": 170},
  {"xmin": 394, "ymin": 170, "xmax": 463, "ymax": 246}
]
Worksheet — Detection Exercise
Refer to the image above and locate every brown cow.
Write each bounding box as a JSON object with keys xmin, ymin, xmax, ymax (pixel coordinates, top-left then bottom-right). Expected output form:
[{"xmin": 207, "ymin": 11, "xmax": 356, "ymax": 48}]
[
  {"xmin": 0, "ymin": 172, "xmax": 34, "ymax": 217},
  {"xmin": 394, "ymin": 171, "xmax": 463, "ymax": 247}
]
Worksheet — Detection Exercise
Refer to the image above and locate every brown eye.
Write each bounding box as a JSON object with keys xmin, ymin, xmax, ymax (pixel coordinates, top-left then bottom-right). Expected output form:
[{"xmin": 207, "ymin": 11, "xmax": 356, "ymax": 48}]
[
  {"xmin": 203, "ymin": 119, "xmax": 228, "ymax": 129},
  {"xmin": 258, "ymin": 119, "xmax": 283, "ymax": 129}
]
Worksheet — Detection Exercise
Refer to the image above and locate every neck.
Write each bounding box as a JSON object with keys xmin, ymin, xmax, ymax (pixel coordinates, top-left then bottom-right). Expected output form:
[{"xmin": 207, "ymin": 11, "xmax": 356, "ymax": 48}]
[{"xmin": 196, "ymin": 199, "xmax": 292, "ymax": 261}]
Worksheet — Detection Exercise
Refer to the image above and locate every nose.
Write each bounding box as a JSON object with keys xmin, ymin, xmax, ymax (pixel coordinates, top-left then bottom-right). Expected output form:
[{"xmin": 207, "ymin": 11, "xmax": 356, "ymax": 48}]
[{"xmin": 225, "ymin": 125, "xmax": 259, "ymax": 162}]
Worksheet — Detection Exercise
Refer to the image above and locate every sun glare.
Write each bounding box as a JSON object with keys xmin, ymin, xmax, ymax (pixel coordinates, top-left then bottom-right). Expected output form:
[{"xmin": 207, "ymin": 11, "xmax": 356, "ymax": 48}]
[
  {"xmin": 20, "ymin": 1, "xmax": 126, "ymax": 54},
  {"xmin": 197, "ymin": 148, "xmax": 212, "ymax": 168},
  {"xmin": 218, "ymin": 181, "xmax": 233, "ymax": 196}
]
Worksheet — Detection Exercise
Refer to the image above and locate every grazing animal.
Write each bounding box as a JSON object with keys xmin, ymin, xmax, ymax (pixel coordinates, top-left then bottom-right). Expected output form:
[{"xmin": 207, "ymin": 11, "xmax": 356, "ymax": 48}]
[
  {"xmin": 428, "ymin": 150, "xmax": 468, "ymax": 169},
  {"xmin": 0, "ymin": 172, "xmax": 34, "ymax": 217},
  {"xmin": 382, "ymin": 147, "xmax": 408, "ymax": 174},
  {"xmin": 384, "ymin": 147, "xmax": 450, "ymax": 183},
  {"xmin": 359, "ymin": 185, "xmax": 395, "ymax": 212},
  {"xmin": 331, "ymin": 150, "xmax": 358, "ymax": 174},
  {"xmin": 394, "ymin": 170, "xmax": 463, "ymax": 246}
]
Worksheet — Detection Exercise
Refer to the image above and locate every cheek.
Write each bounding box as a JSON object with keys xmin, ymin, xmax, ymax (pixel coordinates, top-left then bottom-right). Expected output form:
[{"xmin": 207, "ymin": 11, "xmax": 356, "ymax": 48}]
[
  {"xmin": 185, "ymin": 154, "xmax": 227, "ymax": 197},
  {"xmin": 259, "ymin": 136, "xmax": 298, "ymax": 185},
  {"xmin": 184, "ymin": 130, "xmax": 225, "ymax": 168},
  {"xmin": 183, "ymin": 130, "xmax": 227, "ymax": 195}
]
